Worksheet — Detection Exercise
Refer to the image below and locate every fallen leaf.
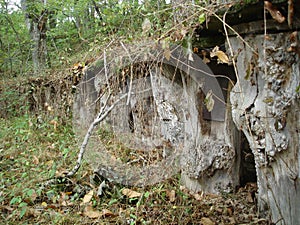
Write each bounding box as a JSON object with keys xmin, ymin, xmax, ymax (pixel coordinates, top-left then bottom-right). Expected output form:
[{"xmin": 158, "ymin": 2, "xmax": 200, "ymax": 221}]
[
  {"xmin": 205, "ymin": 193, "xmax": 220, "ymax": 199},
  {"xmin": 3, "ymin": 154, "xmax": 14, "ymax": 159},
  {"xmin": 81, "ymin": 190, "xmax": 94, "ymax": 205},
  {"xmin": 246, "ymin": 182, "xmax": 257, "ymax": 189},
  {"xmin": 290, "ymin": 31, "xmax": 297, "ymax": 42},
  {"xmin": 164, "ymin": 48, "xmax": 171, "ymax": 61},
  {"xmin": 200, "ymin": 217, "xmax": 215, "ymax": 225},
  {"xmin": 122, "ymin": 188, "xmax": 141, "ymax": 198},
  {"xmin": 0, "ymin": 205, "xmax": 14, "ymax": 212},
  {"xmin": 73, "ymin": 62, "xmax": 83, "ymax": 70},
  {"xmin": 32, "ymin": 155, "xmax": 39, "ymax": 165},
  {"xmin": 227, "ymin": 207, "xmax": 233, "ymax": 216},
  {"xmin": 264, "ymin": 35, "xmax": 272, "ymax": 41},
  {"xmin": 203, "ymin": 55, "xmax": 210, "ymax": 64},
  {"xmin": 264, "ymin": 1, "xmax": 285, "ymax": 23},
  {"xmin": 246, "ymin": 192, "xmax": 254, "ymax": 203},
  {"xmin": 171, "ymin": 30, "xmax": 184, "ymax": 41},
  {"xmin": 180, "ymin": 27, "xmax": 188, "ymax": 37},
  {"xmin": 287, "ymin": 31, "xmax": 299, "ymax": 53},
  {"xmin": 142, "ymin": 18, "xmax": 151, "ymax": 34},
  {"xmin": 179, "ymin": 185, "xmax": 189, "ymax": 193},
  {"xmin": 166, "ymin": 190, "xmax": 176, "ymax": 203},
  {"xmin": 228, "ymin": 216, "xmax": 236, "ymax": 224},
  {"xmin": 29, "ymin": 207, "xmax": 42, "ymax": 217},
  {"xmin": 210, "ymin": 46, "xmax": 229, "ymax": 64},
  {"xmin": 97, "ymin": 180, "xmax": 107, "ymax": 196},
  {"xmin": 101, "ymin": 209, "xmax": 116, "ymax": 217},
  {"xmin": 47, "ymin": 105, "xmax": 52, "ymax": 112},
  {"xmin": 49, "ymin": 120, "xmax": 58, "ymax": 130},
  {"xmin": 29, "ymin": 190, "xmax": 38, "ymax": 202},
  {"xmin": 61, "ymin": 201, "xmax": 67, "ymax": 206},
  {"xmin": 193, "ymin": 193, "xmax": 203, "ymax": 201},
  {"xmin": 85, "ymin": 58, "xmax": 95, "ymax": 66},
  {"xmin": 55, "ymin": 169, "xmax": 68, "ymax": 176},
  {"xmin": 201, "ymin": 50, "xmax": 210, "ymax": 64},
  {"xmin": 47, "ymin": 204, "xmax": 57, "ymax": 209},
  {"xmin": 204, "ymin": 90, "xmax": 215, "ymax": 112},
  {"xmin": 83, "ymin": 205, "xmax": 101, "ymax": 219}
]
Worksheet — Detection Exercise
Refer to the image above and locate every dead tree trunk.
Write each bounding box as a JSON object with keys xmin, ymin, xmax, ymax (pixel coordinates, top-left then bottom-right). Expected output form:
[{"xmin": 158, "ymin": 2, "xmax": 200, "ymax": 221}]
[
  {"xmin": 230, "ymin": 31, "xmax": 300, "ymax": 225},
  {"xmin": 180, "ymin": 62, "xmax": 241, "ymax": 194},
  {"xmin": 21, "ymin": 0, "xmax": 48, "ymax": 73}
]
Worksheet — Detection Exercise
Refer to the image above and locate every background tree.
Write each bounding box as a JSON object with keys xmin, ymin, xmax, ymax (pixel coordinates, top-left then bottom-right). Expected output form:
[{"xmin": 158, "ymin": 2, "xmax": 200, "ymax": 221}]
[
  {"xmin": 21, "ymin": 0, "xmax": 49, "ymax": 73},
  {"xmin": 1, "ymin": 0, "xmax": 171, "ymax": 77},
  {"xmin": 0, "ymin": 0, "xmax": 29, "ymax": 77}
]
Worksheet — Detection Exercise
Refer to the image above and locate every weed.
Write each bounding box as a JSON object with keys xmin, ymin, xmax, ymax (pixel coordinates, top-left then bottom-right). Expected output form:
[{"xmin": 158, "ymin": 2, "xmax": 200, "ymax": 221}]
[{"xmin": 0, "ymin": 115, "xmax": 268, "ymax": 224}]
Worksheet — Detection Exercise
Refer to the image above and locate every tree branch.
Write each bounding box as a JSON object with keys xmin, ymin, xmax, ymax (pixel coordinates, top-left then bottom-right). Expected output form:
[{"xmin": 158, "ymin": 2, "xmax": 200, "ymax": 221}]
[{"xmin": 66, "ymin": 92, "xmax": 128, "ymax": 177}]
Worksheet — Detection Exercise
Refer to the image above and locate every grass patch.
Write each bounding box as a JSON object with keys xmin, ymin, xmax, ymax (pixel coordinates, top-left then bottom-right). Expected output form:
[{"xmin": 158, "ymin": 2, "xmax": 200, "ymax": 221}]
[{"xmin": 0, "ymin": 115, "xmax": 268, "ymax": 224}]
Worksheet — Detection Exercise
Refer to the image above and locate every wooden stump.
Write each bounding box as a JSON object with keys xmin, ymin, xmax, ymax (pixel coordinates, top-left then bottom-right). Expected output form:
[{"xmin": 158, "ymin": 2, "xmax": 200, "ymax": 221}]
[{"xmin": 230, "ymin": 31, "xmax": 300, "ymax": 225}]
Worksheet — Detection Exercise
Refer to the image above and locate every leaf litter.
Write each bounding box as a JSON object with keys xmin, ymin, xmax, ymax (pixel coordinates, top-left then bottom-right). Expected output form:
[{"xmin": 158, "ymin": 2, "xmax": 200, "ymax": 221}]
[{"xmin": 0, "ymin": 115, "xmax": 269, "ymax": 225}]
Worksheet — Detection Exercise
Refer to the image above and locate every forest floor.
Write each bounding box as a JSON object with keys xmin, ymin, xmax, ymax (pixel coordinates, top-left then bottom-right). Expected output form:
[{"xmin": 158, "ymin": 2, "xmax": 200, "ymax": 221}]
[{"xmin": 0, "ymin": 114, "xmax": 270, "ymax": 225}]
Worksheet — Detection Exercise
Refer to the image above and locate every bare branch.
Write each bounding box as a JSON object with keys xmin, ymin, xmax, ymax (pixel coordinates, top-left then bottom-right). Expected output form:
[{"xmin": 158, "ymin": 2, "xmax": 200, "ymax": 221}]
[{"xmin": 66, "ymin": 92, "xmax": 128, "ymax": 177}]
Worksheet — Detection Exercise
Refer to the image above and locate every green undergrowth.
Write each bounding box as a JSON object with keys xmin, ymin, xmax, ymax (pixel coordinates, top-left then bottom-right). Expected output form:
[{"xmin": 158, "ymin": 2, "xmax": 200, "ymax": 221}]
[
  {"xmin": 0, "ymin": 114, "xmax": 79, "ymax": 224},
  {"xmin": 0, "ymin": 115, "xmax": 268, "ymax": 225}
]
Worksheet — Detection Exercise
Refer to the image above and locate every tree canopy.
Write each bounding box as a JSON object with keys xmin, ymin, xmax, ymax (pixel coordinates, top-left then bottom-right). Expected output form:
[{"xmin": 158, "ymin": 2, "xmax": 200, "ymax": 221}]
[{"xmin": 1, "ymin": 0, "xmax": 238, "ymax": 77}]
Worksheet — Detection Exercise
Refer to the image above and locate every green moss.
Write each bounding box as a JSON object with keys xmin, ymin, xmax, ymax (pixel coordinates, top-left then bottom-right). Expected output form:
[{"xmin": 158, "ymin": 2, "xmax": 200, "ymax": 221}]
[
  {"xmin": 263, "ymin": 97, "xmax": 274, "ymax": 104},
  {"xmin": 244, "ymin": 64, "xmax": 252, "ymax": 80}
]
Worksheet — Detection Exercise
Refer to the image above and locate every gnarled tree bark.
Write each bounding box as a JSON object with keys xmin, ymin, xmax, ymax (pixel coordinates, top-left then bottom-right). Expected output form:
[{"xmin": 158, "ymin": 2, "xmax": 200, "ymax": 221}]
[{"xmin": 230, "ymin": 31, "xmax": 300, "ymax": 225}]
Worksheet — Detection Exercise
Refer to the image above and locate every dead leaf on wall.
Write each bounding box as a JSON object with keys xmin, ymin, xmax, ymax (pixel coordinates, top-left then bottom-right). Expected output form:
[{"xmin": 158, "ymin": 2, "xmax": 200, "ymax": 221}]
[
  {"xmin": 164, "ymin": 48, "xmax": 171, "ymax": 61},
  {"xmin": 264, "ymin": 1, "xmax": 285, "ymax": 23},
  {"xmin": 204, "ymin": 90, "xmax": 215, "ymax": 112},
  {"xmin": 210, "ymin": 46, "xmax": 229, "ymax": 64},
  {"xmin": 201, "ymin": 50, "xmax": 210, "ymax": 64}
]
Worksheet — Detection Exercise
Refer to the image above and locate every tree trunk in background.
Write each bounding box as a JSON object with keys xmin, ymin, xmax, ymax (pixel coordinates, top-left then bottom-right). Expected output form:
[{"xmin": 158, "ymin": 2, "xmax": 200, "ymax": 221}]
[
  {"xmin": 230, "ymin": 31, "xmax": 300, "ymax": 225},
  {"xmin": 21, "ymin": 0, "xmax": 48, "ymax": 73}
]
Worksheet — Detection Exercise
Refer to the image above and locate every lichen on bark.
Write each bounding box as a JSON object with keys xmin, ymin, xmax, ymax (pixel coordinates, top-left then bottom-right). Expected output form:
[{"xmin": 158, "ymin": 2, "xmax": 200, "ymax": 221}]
[{"xmin": 230, "ymin": 31, "xmax": 300, "ymax": 224}]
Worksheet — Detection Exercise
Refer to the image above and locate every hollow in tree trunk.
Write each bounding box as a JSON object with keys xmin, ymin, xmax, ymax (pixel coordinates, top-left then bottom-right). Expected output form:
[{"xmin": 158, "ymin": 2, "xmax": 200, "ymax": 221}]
[{"xmin": 230, "ymin": 32, "xmax": 300, "ymax": 225}]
